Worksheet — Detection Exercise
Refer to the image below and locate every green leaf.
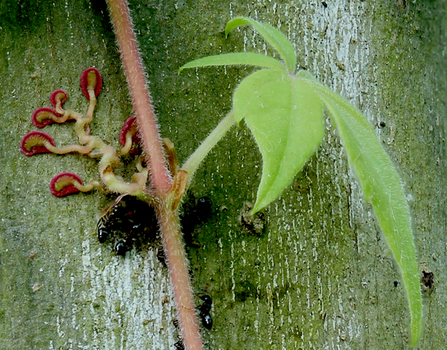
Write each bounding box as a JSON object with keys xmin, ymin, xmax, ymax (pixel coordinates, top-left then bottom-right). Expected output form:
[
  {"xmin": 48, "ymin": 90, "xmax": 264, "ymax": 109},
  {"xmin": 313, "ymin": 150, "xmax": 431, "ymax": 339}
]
[
  {"xmin": 225, "ymin": 17, "xmax": 296, "ymax": 73},
  {"xmin": 233, "ymin": 69, "xmax": 324, "ymax": 212},
  {"xmin": 178, "ymin": 52, "xmax": 286, "ymax": 73},
  {"xmin": 308, "ymin": 80, "xmax": 422, "ymax": 346},
  {"xmin": 297, "ymin": 69, "xmax": 318, "ymax": 82}
]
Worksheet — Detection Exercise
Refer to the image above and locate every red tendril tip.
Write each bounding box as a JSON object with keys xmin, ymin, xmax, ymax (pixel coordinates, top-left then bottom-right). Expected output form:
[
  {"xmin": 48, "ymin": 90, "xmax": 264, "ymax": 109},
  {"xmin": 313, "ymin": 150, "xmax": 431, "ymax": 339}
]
[
  {"xmin": 80, "ymin": 67, "xmax": 102, "ymax": 100},
  {"xmin": 50, "ymin": 172, "xmax": 83, "ymax": 197},
  {"xmin": 20, "ymin": 131, "xmax": 55, "ymax": 156}
]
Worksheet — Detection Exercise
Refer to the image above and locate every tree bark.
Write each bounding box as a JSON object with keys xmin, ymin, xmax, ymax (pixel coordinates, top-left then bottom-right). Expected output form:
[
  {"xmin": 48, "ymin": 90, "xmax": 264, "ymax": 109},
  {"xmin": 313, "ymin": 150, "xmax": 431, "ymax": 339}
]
[{"xmin": 1, "ymin": 0, "xmax": 445, "ymax": 349}]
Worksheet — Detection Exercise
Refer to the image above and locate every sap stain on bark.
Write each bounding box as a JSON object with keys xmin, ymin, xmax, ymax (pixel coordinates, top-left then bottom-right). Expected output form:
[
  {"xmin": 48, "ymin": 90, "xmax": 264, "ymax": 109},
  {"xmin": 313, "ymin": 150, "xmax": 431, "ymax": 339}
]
[{"xmin": 238, "ymin": 202, "xmax": 267, "ymax": 236}]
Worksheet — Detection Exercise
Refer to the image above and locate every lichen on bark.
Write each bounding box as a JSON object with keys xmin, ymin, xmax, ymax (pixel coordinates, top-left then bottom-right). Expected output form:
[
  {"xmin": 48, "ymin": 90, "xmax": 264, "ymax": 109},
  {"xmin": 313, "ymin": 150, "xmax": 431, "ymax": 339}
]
[{"xmin": 1, "ymin": 0, "xmax": 446, "ymax": 349}]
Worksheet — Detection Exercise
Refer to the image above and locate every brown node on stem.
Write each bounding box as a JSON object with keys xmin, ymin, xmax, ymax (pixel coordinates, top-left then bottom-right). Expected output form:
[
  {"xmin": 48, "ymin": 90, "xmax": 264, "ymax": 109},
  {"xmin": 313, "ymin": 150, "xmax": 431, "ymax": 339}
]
[
  {"xmin": 170, "ymin": 170, "xmax": 188, "ymax": 211},
  {"xmin": 20, "ymin": 131, "xmax": 55, "ymax": 156},
  {"xmin": 80, "ymin": 67, "xmax": 102, "ymax": 100},
  {"xmin": 162, "ymin": 137, "xmax": 178, "ymax": 177}
]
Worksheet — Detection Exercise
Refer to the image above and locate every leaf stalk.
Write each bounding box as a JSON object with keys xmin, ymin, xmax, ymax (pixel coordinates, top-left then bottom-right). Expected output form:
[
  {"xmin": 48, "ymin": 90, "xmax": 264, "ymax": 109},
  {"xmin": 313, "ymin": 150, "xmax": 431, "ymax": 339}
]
[{"xmin": 181, "ymin": 110, "xmax": 235, "ymax": 181}]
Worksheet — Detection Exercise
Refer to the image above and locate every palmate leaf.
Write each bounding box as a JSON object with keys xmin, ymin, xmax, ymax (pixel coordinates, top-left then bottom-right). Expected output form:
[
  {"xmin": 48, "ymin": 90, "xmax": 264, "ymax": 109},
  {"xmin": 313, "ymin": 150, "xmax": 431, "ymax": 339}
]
[
  {"xmin": 304, "ymin": 77, "xmax": 422, "ymax": 345},
  {"xmin": 180, "ymin": 17, "xmax": 422, "ymax": 345},
  {"xmin": 233, "ymin": 69, "xmax": 324, "ymax": 212},
  {"xmin": 225, "ymin": 17, "xmax": 296, "ymax": 73}
]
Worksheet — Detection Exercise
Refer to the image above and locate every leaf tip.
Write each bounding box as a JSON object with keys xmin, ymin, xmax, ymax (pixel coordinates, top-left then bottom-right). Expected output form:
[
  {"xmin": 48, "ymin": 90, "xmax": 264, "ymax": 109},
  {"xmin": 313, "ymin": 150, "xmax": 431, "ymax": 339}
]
[{"xmin": 251, "ymin": 198, "xmax": 267, "ymax": 215}]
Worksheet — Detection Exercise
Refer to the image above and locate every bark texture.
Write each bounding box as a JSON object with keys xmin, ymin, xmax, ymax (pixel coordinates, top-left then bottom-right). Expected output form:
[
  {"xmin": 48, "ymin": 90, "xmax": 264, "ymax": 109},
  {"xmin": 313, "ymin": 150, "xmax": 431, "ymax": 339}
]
[{"xmin": 0, "ymin": 0, "xmax": 446, "ymax": 349}]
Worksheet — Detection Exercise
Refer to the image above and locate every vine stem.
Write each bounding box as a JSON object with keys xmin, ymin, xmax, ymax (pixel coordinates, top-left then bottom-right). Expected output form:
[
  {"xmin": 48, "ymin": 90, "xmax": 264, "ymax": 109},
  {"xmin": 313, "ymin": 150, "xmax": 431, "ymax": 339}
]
[
  {"xmin": 158, "ymin": 202, "xmax": 203, "ymax": 350},
  {"xmin": 106, "ymin": 1, "xmax": 204, "ymax": 349},
  {"xmin": 106, "ymin": 0, "xmax": 172, "ymax": 197}
]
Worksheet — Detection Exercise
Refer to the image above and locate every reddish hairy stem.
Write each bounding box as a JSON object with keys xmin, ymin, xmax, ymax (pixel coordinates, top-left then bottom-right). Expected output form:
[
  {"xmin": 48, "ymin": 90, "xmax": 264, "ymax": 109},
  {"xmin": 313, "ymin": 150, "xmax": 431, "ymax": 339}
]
[
  {"xmin": 158, "ymin": 204, "xmax": 203, "ymax": 350},
  {"xmin": 106, "ymin": 0, "xmax": 172, "ymax": 197},
  {"xmin": 106, "ymin": 1, "xmax": 203, "ymax": 349}
]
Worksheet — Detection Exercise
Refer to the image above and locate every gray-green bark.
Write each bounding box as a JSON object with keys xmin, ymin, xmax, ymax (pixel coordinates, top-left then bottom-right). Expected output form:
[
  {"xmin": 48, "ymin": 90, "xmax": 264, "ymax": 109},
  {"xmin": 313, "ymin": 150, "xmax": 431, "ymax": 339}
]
[{"xmin": 1, "ymin": 0, "xmax": 445, "ymax": 349}]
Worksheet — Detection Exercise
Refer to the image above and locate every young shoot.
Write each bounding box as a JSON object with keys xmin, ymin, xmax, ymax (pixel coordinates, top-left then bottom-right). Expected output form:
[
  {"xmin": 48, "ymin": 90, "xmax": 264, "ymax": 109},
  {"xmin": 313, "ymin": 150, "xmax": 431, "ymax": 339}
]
[{"xmin": 180, "ymin": 16, "xmax": 422, "ymax": 346}]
